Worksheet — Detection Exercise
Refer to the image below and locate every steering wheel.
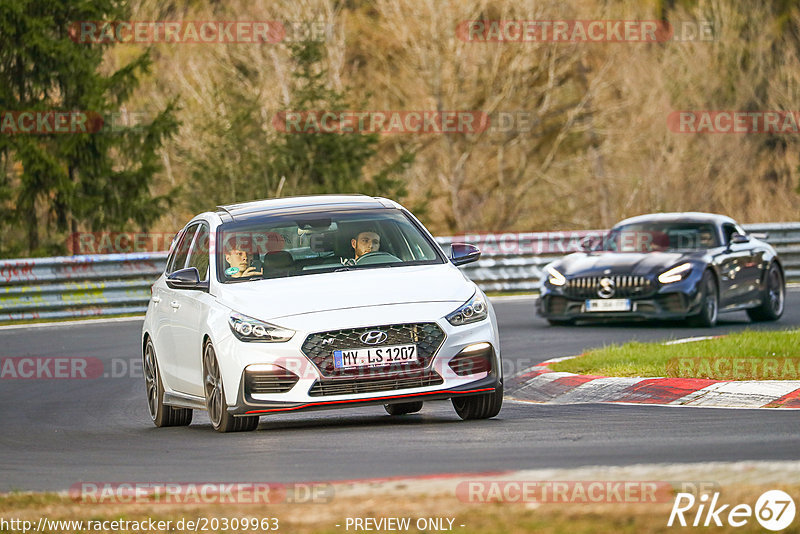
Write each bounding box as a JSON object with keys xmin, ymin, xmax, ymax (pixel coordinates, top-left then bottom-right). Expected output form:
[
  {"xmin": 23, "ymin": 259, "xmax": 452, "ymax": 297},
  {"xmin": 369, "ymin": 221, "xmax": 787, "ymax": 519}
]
[{"xmin": 354, "ymin": 251, "xmax": 402, "ymax": 265}]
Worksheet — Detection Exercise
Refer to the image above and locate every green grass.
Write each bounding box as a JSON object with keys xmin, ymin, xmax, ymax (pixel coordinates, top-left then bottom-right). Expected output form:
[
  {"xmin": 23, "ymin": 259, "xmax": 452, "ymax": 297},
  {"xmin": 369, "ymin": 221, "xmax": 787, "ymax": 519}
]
[{"xmin": 548, "ymin": 329, "xmax": 800, "ymax": 380}]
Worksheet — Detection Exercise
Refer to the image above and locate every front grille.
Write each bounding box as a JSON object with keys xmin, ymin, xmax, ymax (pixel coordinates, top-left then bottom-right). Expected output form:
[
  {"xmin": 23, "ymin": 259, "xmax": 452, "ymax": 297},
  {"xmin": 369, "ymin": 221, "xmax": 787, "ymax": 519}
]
[
  {"xmin": 301, "ymin": 323, "xmax": 446, "ymax": 378},
  {"xmin": 564, "ymin": 275, "xmax": 654, "ymax": 299},
  {"xmin": 308, "ymin": 370, "xmax": 443, "ymax": 397},
  {"xmin": 245, "ymin": 371, "xmax": 300, "ymax": 395}
]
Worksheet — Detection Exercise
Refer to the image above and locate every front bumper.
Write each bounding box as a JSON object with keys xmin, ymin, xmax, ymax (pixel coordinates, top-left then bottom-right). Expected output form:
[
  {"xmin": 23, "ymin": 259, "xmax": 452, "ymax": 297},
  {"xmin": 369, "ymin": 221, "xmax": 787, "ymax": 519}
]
[
  {"xmin": 214, "ymin": 308, "xmax": 501, "ymax": 415},
  {"xmin": 229, "ymin": 373, "xmax": 501, "ymax": 416},
  {"xmin": 538, "ymin": 285, "xmax": 704, "ymax": 322}
]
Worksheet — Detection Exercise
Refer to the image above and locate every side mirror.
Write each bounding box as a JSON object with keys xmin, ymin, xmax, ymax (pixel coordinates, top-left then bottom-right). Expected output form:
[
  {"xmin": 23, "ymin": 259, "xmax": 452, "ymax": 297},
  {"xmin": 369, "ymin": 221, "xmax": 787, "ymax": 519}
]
[
  {"xmin": 730, "ymin": 233, "xmax": 750, "ymax": 245},
  {"xmin": 166, "ymin": 267, "xmax": 209, "ymax": 291},
  {"xmin": 579, "ymin": 235, "xmax": 598, "ymax": 252},
  {"xmin": 450, "ymin": 243, "xmax": 481, "ymax": 266}
]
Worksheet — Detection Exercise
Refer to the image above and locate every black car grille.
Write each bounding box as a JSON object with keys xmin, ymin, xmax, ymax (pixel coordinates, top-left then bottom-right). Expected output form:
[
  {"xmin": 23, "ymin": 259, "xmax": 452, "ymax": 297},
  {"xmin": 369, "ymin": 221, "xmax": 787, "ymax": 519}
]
[
  {"xmin": 308, "ymin": 370, "xmax": 444, "ymax": 397},
  {"xmin": 245, "ymin": 370, "xmax": 300, "ymax": 395},
  {"xmin": 301, "ymin": 323, "xmax": 446, "ymax": 378},
  {"xmin": 563, "ymin": 275, "xmax": 654, "ymax": 299}
]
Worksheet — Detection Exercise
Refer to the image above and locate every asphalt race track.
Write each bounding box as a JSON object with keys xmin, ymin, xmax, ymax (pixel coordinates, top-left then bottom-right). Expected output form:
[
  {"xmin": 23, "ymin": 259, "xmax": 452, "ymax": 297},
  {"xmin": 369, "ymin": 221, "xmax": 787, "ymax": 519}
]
[{"xmin": 1, "ymin": 291, "xmax": 798, "ymax": 491}]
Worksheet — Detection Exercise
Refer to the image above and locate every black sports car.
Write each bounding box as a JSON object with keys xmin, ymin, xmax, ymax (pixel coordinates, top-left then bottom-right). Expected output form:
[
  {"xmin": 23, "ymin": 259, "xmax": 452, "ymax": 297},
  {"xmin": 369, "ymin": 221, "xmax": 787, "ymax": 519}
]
[{"xmin": 537, "ymin": 213, "xmax": 785, "ymax": 327}]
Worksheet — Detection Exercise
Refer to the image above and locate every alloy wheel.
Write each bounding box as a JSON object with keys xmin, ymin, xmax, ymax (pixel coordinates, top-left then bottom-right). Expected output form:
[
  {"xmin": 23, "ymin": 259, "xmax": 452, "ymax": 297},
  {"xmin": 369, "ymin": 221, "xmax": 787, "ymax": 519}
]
[
  {"xmin": 144, "ymin": 341, "xmax": 158, "ymax": 420},
  {"xmin": 767, "ymin": 267, "xmax": 785, "ymax": 315},
  {"xmin": 204, "ymin": 343, "xmax": 224, "ymax": 427}
]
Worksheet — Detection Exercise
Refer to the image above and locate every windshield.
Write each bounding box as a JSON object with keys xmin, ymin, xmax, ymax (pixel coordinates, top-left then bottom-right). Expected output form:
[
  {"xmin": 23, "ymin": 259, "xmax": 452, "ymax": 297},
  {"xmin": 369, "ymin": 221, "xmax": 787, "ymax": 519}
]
[
  {"xmin": 599, "ymin": 222, "xmax": 719, "ymax": 252},
  {"xmin": 216, "ymin": 208, "xmax": 445, "ymax": 282}
]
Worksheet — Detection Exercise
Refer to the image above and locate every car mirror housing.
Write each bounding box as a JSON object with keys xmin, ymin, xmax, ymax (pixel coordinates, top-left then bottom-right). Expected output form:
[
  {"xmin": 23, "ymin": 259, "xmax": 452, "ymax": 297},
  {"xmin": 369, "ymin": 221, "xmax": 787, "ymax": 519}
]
[
  {"xmin": 730, "ymin": 233, "xmax": 750, "ymax": 245},
  {"xmin": 579, "ymin": 235, "xmax": 598, "ymax": 252},
  {"xmin": 166, "ymin": 267, "xmax": 209, "ymax": 291},
  {"xmin": 450, "ymin": 243, "xmax": 481, "ymax": 266}
]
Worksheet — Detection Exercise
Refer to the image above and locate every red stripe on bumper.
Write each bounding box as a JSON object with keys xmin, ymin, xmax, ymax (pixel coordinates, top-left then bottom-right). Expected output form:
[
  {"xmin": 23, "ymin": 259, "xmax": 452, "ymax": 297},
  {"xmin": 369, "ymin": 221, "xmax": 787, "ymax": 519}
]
[{"xmin": 244, "ymin": 387, "xmax": 496, "ymax": 414}]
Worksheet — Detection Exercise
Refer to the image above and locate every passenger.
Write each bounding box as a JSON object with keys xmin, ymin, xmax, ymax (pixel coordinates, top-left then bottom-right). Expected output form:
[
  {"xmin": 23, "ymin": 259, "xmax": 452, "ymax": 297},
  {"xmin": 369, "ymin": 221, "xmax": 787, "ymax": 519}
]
[{"xmin": 224, "ymin": 243, "xmax": 262, "ymax": 278}]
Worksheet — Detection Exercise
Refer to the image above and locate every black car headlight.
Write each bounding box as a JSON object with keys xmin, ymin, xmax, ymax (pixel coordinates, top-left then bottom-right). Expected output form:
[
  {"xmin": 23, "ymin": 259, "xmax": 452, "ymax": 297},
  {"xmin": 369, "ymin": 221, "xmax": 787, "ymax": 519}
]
[
  {"xmin": 228, "ymin": 312, "xmax": 295, "ymax": 342},
  {"xmin": 446, "ymin": 292, "xmax": 488, "ymax": 326},
  {"xmin": 658, "ymin": 263, "xmax": 692, "ymax": 284}
]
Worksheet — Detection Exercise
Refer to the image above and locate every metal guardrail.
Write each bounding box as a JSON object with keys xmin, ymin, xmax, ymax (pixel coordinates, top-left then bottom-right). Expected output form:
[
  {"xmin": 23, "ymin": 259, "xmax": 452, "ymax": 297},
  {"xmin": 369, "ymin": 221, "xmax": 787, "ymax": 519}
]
[
  {"xmin": 0, "ymin": 253, "xmax": 168, "ymax": 321},
  {"xmin": 1, "ymin": 223, "xmax": 799, "ymax": 322}
]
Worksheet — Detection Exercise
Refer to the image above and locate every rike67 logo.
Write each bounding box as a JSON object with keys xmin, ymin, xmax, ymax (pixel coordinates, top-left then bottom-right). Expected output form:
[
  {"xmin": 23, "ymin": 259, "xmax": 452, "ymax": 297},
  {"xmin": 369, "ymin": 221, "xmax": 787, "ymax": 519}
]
[{"xmin": 668, "ymin": 490, "xmax": 796, "ymax": 531}]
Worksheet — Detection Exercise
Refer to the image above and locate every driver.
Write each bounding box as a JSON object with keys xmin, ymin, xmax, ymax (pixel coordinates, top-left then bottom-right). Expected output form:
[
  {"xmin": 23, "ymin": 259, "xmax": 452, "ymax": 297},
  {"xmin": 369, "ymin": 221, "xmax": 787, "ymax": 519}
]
[
  {"xmin": 698, "ymin": 228, "xmax": 716, "ymax": 248},
  {"xmin": 352, "ymin": 230, "xmax": 380, "ymax": 260}
]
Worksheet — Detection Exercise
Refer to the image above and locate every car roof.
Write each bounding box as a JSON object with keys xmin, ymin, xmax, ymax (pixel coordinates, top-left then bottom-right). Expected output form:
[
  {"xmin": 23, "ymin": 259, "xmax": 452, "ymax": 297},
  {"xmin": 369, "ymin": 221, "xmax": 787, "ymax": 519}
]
[
  {"xmin": 216, "ymin": 195, "xmax": 400, "ymax": 222},
  {"xmin": 613, "ymin": 212, "xmax": 737, "ymax": 228}
]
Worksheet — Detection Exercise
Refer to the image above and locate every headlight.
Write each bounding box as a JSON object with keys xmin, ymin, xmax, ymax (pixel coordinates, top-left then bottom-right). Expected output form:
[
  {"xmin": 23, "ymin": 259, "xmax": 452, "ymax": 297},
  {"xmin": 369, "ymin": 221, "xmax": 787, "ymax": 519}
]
[
  {"xmin": 446, "ymin": 292, "xmax": 488, "ymax": 326},
  {"xmin": 658, "ymin": 263, "xmax": 692, "ymax": 284},
  {"xmin": 545, "ymin": 264, "xmax": 567, "ymax": 286},
  {"xmin": 228, "ymin": 312, "xmax": 295, "ymax": 342}
]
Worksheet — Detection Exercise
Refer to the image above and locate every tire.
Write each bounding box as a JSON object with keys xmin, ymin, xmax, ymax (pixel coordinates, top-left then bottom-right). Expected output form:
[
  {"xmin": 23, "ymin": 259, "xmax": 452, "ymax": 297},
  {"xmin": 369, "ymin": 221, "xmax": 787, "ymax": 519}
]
[
  {"xmin": 747, "ymin": 262, "xmax": 785, "ymax": 322},
  {"xmin": 452, "ymin": 383, "xmax": 503, "ymax": 420},
  {"xmin": 203, "ymin": 341, "xmax": 259, "ymax": 433},
  {"xmin": 384, "ymin": 401, "xmax": 424, "ymax": 415},
  {"xmin": 143, "ymin": 338, "xmax": 192, "ymax": 427},
  {"xmin": 687, "ymin": 271, "xmax": 718, "ymax": 327}
]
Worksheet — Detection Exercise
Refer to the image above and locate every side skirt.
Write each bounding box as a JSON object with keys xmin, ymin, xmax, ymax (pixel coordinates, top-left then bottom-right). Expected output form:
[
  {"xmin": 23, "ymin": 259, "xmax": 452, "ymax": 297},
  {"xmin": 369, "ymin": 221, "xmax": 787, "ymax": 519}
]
[{"xmin": 164, "ymin": 390, "xmax": 206, "ymax": 410}]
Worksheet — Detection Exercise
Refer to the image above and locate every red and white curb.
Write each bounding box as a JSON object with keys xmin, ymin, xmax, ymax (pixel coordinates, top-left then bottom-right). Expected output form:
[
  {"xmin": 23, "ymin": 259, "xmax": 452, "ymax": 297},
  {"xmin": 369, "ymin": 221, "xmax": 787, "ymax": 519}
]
[{"xmin": 507, "ymin": 357, "xmax": 800, "ymax": 409}]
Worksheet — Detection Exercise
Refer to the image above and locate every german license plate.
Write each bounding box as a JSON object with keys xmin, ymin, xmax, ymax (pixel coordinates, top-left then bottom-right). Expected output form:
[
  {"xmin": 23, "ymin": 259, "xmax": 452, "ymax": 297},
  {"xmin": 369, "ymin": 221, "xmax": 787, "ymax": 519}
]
[
  {"xmin": 585, "ymin": 299, "xmax": 632, "ymax": 312},
  {"xmin": 333, "ymin": 344, "xmax": 418, "ymax": 369}
]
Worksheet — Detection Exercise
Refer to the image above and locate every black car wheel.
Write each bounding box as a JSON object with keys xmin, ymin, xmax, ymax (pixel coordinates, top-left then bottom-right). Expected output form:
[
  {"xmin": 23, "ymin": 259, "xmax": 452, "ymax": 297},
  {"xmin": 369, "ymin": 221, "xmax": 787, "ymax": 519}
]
[
  {"xmin": 203, "ymin": 341, "xmax": 259, "ymax": 433},
  {"xmin": 384, "ymin": 401, "xmax": 424, "ymax": 415},
  {"xmin": 143, "ymin": 338, "xmax": 192, "ymax": 427},
  {"xmin": 452, "ymin": 383, "xmax": 503, "ymax": 420},
  {"xmin": 747, "ymin": 263, "xmax": 785, "ymax": 322},
  {"xmin": 688, "ymin": 271, "xmax": 718, "ymax": 327}
]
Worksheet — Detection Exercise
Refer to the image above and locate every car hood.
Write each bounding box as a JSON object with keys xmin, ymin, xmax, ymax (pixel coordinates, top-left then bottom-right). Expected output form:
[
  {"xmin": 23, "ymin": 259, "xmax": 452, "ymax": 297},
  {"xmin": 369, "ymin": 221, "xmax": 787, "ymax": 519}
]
[
  {"xmin": 555, "ymin": 251, "xmax": 701, "ymax": 277},
  {"xmin": 214, "ymin": 263, "xmax": 474, "ymax": 322}
]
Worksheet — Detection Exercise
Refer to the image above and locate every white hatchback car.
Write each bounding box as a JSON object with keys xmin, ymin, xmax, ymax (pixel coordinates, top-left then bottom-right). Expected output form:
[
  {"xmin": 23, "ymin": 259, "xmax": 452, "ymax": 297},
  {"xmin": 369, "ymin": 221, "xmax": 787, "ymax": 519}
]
[{"xmin": 142, "ymin": 195, "xmax": 502, "ymax": 432}]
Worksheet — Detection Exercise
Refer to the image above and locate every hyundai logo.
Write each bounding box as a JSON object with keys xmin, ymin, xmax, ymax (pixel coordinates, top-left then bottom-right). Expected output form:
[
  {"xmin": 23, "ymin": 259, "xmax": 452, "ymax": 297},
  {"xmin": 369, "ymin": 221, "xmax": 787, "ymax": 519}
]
[
  {"xmin": 360, "ymin": 330, "xmax": 388, "ymax": 345},
  {"xmin": 598, "ymin": 277, "xmax": 616, "ymax": 298}
]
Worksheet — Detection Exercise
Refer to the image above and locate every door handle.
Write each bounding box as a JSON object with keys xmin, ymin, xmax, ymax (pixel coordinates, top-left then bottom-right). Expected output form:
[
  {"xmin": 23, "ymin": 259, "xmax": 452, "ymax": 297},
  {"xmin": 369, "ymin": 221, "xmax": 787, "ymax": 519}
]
[
  {"xmin": 152, "ymin": 296, "xmax": 162, "ymax": 303},
  {"xmin": 170, "ymin": 301, "xmax": 181, "ymax": 309}
]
